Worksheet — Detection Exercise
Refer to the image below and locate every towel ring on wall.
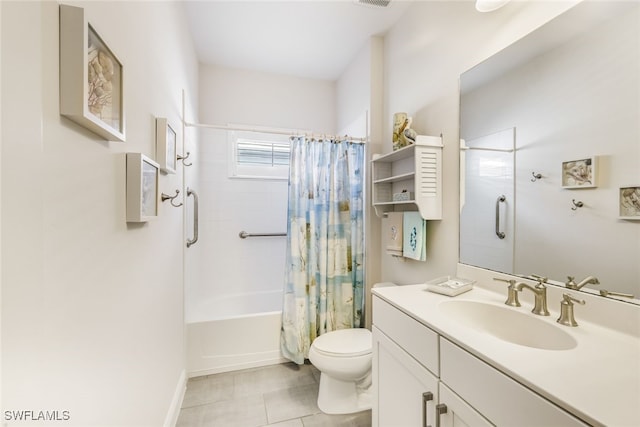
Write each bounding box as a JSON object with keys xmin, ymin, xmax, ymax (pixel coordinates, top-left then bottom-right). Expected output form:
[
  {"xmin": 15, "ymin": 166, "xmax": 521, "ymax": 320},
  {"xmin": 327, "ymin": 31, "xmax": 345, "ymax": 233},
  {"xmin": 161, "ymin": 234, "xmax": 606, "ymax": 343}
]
[
  {"xmin": 177, "ymin": 152, "xmax": 192, "ymax": 167},
  {"xmin": 161, "ymin": 189, "xmax": 182, "ymax": 207}
]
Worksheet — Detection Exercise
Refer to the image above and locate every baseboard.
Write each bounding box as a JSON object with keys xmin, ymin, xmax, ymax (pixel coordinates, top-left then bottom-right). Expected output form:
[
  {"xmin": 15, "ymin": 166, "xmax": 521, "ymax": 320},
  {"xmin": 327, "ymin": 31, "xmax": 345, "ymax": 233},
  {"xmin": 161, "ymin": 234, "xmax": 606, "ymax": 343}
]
[
  {"xmin": 164, "ymin": 369, "xmax": 187, "ymax": 427},
  {"xmin": 187, "ymin": 356, "xmax": 289, "ymax": 379}
]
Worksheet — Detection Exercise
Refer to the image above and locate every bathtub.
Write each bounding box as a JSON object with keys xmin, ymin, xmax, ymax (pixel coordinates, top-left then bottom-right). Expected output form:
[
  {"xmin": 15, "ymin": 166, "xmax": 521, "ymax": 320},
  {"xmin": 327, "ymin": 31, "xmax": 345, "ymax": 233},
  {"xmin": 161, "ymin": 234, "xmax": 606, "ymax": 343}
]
[{"xmin": 186, "ymin": 290, "xmax": 287, "ymax": 377}]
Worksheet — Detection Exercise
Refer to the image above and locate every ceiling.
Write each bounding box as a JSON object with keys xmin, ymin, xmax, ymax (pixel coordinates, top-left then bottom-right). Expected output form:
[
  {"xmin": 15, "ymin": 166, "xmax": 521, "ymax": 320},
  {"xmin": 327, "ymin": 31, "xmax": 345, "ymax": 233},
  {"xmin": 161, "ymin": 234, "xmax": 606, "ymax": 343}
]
[{"xmin": 183, "ymin": 0, "xmax": 415, "ymax": 81}]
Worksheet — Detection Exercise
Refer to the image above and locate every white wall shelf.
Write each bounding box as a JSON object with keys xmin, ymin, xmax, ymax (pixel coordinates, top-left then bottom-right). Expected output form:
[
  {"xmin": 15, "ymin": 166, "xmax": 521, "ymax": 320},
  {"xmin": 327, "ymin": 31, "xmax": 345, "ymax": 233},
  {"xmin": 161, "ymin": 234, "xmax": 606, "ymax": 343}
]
[{"xmin": 371, "ymin": 134, "xmax": 443, "ymax": 220}]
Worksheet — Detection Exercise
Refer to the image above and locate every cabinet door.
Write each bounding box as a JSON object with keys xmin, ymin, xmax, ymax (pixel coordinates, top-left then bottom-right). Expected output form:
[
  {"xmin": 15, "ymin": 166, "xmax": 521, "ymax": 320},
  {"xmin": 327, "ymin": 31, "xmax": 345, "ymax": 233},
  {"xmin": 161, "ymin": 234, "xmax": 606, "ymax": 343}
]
[
  {"xmin": 437, "ymin": 383, "xmax": 493, "ymax": 427},
  {"xmin": 440, "ymin": 338, "xmax": 589, "ymax": 427},
  {"xmin": 373, "ymin": 326, "xmax": 439, "ymax": 427}
]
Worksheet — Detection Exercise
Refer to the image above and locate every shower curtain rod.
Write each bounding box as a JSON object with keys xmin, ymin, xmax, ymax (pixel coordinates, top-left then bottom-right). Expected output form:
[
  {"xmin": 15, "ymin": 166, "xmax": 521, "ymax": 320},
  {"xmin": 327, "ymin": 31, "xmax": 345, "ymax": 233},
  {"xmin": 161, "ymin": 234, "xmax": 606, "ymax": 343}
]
[{"xmin": 184, "ymin": 121, "xmax": 368, "ymax": 143}]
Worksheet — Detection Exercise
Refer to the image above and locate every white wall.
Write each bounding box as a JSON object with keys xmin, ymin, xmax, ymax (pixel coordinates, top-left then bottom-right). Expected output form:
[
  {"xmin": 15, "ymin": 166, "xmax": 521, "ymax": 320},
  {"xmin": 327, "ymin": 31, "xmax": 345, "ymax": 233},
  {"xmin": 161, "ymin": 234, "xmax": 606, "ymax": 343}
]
[
  {"xmin": 380, "ymin": 0, "xmax": 577, "ymax": 285},
  {"xmin": 336, "ymin": 37, "xmax": 384, "ymax": 328},
  {"xmin": 186, "ymin": 64, "xmax": 336, "ymax": 322},
  {"xmin": 1, "ymin": 1, "xmax": 198, "ymax": 425}
]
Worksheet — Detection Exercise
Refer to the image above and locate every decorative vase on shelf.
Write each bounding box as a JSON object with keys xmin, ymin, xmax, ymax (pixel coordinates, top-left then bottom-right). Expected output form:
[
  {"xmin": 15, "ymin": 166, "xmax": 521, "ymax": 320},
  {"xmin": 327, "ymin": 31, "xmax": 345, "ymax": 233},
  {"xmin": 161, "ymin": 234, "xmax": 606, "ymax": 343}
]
[{"xmin": 392, "ymin": 112, "xmax": 416, "ymax": 150}]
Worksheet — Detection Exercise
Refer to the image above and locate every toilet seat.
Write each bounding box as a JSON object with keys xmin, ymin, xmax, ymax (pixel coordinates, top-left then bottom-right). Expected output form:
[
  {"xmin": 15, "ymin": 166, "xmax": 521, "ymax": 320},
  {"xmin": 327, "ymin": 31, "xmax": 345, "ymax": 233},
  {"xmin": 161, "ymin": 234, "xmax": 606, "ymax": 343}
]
[{"xmin": 312, "ymin": 328, "xmax": 372, "ymax": 357}]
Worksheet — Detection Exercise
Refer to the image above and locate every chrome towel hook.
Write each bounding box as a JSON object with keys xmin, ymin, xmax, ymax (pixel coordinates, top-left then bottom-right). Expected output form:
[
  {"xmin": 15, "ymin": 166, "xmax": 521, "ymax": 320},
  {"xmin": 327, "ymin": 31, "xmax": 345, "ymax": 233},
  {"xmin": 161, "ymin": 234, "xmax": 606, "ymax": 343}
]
[
  {"xmin": 161, "ymin": 189, "xmax": 182, "ymax": 207},
  {"xmin": 177, "ymin": 152, "xmax": 192, "ymax": 167},
  {"xmin": 531, "ymin": 172, "xmax": 542, "ymax": 182},
  {"xmin": 571, "ymin": 199, "xmax": 584, "ymax": 211}
]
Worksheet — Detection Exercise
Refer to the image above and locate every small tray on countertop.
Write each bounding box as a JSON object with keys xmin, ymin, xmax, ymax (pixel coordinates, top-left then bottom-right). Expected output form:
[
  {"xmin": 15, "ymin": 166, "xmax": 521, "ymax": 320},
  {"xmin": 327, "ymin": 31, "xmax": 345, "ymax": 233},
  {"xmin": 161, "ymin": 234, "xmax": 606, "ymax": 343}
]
[{"xmin": 425, "ymin": 276, "xmax": 475, "ymax": 297}]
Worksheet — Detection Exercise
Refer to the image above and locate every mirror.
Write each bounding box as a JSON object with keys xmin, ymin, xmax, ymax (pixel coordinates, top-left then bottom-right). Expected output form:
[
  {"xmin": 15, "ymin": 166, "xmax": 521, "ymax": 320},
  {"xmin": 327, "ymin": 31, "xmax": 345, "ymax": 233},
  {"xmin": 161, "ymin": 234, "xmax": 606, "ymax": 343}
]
[{"xmin": 459, "ymin": 1, "xmax": 639, "ymax": 303}]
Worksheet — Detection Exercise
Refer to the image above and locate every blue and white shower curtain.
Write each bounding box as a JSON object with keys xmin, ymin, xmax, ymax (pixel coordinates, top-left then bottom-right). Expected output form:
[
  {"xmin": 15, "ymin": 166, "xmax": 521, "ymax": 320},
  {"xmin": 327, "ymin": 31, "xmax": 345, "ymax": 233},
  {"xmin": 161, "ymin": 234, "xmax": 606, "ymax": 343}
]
[{"xmin": 280, "ymin": 136, "xmax": 365, "ymax": 364}]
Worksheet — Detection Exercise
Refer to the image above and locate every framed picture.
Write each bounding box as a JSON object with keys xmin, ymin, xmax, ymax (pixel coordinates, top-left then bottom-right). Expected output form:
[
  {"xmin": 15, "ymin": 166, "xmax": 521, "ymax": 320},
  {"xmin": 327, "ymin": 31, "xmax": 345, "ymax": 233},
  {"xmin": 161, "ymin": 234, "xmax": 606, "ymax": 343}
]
[
  {"xmin": 619, "ymin": 186, "xmax": 640, "ymax": 220},
  {"xmin": 126, "ymin": 153, "xmax": 159, "ymax": 222},
  {"xmin": 60, "ymin": 5, "xmax": 125, "ymax": 142},
  {"xmin": 156, "ymin": 118, "xmax": 177, "ymax": 174},
  {"xmin": 561, "ymin": 157, "xmax": 598, "ymax": 189}
]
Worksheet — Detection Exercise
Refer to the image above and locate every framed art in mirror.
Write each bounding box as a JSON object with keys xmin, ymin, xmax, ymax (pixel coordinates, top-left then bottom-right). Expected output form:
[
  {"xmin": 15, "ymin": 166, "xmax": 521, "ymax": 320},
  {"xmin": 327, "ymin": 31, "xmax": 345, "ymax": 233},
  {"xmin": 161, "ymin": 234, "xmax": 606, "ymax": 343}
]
[
  {"xmin": 561, "ymin": 156, "xmax": 597, "ymax": 189},
  {"xmin": 126, "ymin": 153, "xmax": 159, "ymax": 222},
  {"xmin": 619, "ymin": 186, "xmax": 640, "ymax": 220},
  {"xmin": 59, "ymin": 5, "xmax": 125, "ymax": 142},
  {"xmin": 156, "ymin": 118, "xmax": 177, "ymax": 174}
]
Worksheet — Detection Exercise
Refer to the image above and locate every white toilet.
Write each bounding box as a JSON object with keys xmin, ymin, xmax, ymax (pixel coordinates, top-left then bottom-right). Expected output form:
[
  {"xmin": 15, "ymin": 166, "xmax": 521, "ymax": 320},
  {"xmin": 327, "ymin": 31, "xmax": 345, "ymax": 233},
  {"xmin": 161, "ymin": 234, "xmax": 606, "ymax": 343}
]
[{"xmin": 308, "ymin": 328, "xmax": 372, "ymax": 414}]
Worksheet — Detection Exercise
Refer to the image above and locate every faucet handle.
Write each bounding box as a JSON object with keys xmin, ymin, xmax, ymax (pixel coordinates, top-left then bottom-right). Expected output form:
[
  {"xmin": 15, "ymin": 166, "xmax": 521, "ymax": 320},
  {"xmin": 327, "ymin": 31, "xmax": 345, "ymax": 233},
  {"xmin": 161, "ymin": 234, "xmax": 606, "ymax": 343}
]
[
  {"xmin": 493, "ymin": 278, "xmax": 521, "ymax": 307},
  {"xmin": 557, "ymin": 293, "xmax": 586, "ymax": 327},
  {"xmin": 531, "ymin": 274, "xmax": 548, "ymax": 286},
  {"xmin": 562, "ymin": 293, "xmax": 586, "ymax": 306}
]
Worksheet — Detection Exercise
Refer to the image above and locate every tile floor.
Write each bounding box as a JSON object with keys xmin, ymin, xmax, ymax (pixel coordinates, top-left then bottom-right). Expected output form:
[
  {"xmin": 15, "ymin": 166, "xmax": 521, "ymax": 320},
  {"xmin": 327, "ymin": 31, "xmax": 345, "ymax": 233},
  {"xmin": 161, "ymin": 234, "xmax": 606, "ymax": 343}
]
[{"xmin": 177, "ymin": 362, "xmax": 372, "ymax": 427}]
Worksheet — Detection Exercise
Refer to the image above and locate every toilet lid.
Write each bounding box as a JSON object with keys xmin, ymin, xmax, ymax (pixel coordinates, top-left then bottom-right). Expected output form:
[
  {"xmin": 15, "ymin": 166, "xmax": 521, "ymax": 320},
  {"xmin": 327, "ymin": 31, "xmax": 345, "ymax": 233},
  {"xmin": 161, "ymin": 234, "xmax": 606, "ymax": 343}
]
[{"xmin": 312, "ymin": 328, "xmax": 372, "ymax": 357}]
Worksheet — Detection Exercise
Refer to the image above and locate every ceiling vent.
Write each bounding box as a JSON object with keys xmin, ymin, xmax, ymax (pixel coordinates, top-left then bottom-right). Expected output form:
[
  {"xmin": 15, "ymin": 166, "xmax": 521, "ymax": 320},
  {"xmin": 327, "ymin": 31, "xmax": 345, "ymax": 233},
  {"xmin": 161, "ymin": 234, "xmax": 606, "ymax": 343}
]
[{"xmin": 354, "ymin": 0, "xmax": 391, "ymax": 8}]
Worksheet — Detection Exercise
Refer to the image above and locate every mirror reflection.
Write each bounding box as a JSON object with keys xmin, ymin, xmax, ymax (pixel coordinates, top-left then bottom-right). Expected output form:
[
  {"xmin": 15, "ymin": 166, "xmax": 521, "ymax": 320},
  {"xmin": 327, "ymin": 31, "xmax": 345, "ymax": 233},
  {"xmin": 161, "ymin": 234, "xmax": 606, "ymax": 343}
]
[{"xmin": 459, "ymin": 1, "xmax": 639, "ymax": 302}]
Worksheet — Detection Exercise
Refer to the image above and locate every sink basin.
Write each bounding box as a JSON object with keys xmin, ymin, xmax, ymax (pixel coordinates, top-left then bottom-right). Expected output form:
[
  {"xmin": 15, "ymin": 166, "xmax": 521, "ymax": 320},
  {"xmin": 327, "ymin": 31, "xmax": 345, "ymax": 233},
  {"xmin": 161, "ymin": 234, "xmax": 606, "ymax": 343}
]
[{"xmin": 439, "ymin": 300, "xmax": 577, "ymax": 351}]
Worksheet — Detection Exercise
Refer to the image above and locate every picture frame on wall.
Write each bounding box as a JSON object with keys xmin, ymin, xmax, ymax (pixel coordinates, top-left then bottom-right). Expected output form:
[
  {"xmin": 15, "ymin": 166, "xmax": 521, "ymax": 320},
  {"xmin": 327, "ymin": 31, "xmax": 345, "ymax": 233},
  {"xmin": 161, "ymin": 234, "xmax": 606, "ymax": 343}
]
[
  {"xmin": 59, "ymin": 4, "xmax": 125, "ymax": 142},
  {"xmin": 156, "ymin": 118, "xmax": 177, "ymax": 174},
  {"xmin": 561, "ymin": 156, "xmax": 598, "ymax": 189},
  {"xmin": 126, "ymin": 153, "xmax": 159, "ymax": 222},
  {"xmin": 619, "ymin": 186, "xmax": 640, "ymax": 220}
]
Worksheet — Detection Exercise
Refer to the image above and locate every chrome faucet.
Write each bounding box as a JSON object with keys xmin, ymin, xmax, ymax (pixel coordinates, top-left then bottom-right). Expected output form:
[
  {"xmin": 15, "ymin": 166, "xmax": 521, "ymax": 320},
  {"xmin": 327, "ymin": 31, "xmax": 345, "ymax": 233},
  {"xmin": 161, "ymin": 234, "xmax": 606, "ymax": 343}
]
[
  {"xmin": 557, "ymin": 293, "xmax": 586, "ymax": 327},
  {"xmin": 565, "ymin": 275, "xmax": 599, "ymax": 290}
]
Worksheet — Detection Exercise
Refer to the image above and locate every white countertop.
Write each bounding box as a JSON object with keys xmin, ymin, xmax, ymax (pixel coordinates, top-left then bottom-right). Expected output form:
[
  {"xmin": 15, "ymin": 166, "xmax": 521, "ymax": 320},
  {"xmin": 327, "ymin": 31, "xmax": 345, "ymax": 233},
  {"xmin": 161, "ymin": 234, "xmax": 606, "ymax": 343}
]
[{"xmin": 372, "ymin": 283, "xmax": 640, "ymax": 427}]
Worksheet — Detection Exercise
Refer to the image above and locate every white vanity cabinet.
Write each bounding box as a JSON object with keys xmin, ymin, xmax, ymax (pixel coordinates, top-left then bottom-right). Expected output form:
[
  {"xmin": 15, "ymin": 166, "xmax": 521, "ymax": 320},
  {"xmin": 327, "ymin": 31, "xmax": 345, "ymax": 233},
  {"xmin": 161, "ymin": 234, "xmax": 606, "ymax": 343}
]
[
  {"xmin": 438, "ymin": 382, "xmax": 493, "ymax": 427},
  {"xmin": 373, "ymin": 327, "xmax": 440, "ymax": 427},
  {"xmin": 373, "ymin": 295, "xmax": 488, "ymax": 427},
  {"xmin": 372, "ymin": 295, "xmax": 589, "ymax": 427},
  {"xmin": 373, "ymin": 327, "xmax": 491, "ymax": 427}
]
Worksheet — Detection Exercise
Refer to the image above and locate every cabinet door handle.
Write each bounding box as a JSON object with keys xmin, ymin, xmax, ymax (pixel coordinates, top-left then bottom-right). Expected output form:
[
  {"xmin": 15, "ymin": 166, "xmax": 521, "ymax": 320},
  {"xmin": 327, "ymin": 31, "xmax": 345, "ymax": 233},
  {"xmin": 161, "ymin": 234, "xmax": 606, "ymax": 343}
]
[
  {"xmin": 422, "ymin": 392, "xmax": 433, "ymax": 427},
  {"xmin": 435, "ymin": 403, "xmax": 448, "ymax": 427}
]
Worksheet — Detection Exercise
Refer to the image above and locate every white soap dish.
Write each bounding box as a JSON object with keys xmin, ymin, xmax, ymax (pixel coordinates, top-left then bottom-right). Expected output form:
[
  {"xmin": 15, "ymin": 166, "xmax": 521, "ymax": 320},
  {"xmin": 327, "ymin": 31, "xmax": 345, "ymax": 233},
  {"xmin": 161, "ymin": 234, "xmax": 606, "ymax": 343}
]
[{"xmin": 425, "ymin": 276, "xmax": 475, "ymax": 297}]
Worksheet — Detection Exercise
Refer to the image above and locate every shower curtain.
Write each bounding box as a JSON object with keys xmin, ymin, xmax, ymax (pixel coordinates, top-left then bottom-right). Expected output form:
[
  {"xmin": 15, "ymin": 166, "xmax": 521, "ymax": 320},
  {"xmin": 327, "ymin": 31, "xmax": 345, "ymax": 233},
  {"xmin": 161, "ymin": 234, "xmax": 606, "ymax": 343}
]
[{"xmin": 280, "ymin": 136, "xmax": 365, "ymax": 364}]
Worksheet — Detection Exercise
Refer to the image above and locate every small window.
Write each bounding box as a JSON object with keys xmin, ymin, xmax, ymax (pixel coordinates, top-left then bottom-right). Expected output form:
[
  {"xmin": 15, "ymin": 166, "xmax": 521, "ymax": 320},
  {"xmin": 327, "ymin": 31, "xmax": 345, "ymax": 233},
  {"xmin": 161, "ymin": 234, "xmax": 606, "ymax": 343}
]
[
  {"xmin": 237, "ymin": 140, "xmax": 290, "ymax": 166},
  {"xmin": 229, "ymin": 131, "xmax": 290, "ymax": 180}
]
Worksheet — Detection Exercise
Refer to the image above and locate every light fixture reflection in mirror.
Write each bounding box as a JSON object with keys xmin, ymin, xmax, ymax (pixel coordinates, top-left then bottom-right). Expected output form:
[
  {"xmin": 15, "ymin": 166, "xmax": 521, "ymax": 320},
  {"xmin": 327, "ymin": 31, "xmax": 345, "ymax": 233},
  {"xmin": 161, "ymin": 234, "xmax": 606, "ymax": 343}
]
[{"xmin": 475, "ymin": 0, "xmax": 510, "ymax": 13}]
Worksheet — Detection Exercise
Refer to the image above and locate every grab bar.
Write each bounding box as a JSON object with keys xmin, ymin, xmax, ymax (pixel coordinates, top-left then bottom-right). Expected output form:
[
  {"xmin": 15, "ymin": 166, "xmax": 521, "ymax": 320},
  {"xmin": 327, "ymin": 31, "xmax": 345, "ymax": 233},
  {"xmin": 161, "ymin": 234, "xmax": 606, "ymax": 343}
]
[
  {"xmin": 495, "ymin": 195, "xmax": 506, "ymax": 239},
  {"xmin": 186, "ymin": 187, "xmax": 199, "ymax": 248},
  {"xmin": 239, "ymin": 231, "xmax": 286, "ymax": 239}
]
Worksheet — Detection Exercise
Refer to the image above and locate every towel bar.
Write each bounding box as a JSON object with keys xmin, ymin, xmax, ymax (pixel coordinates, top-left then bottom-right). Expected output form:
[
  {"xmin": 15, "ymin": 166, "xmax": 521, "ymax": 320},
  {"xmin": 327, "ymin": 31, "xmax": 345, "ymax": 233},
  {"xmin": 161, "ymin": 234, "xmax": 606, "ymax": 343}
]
[
  {"xmin": 186, "ymin": 188, "xmax": 199, "ymax": 248},
  {"xmin": 239, "ymin": 231, "xmax": 286, "ymax": 239}
]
